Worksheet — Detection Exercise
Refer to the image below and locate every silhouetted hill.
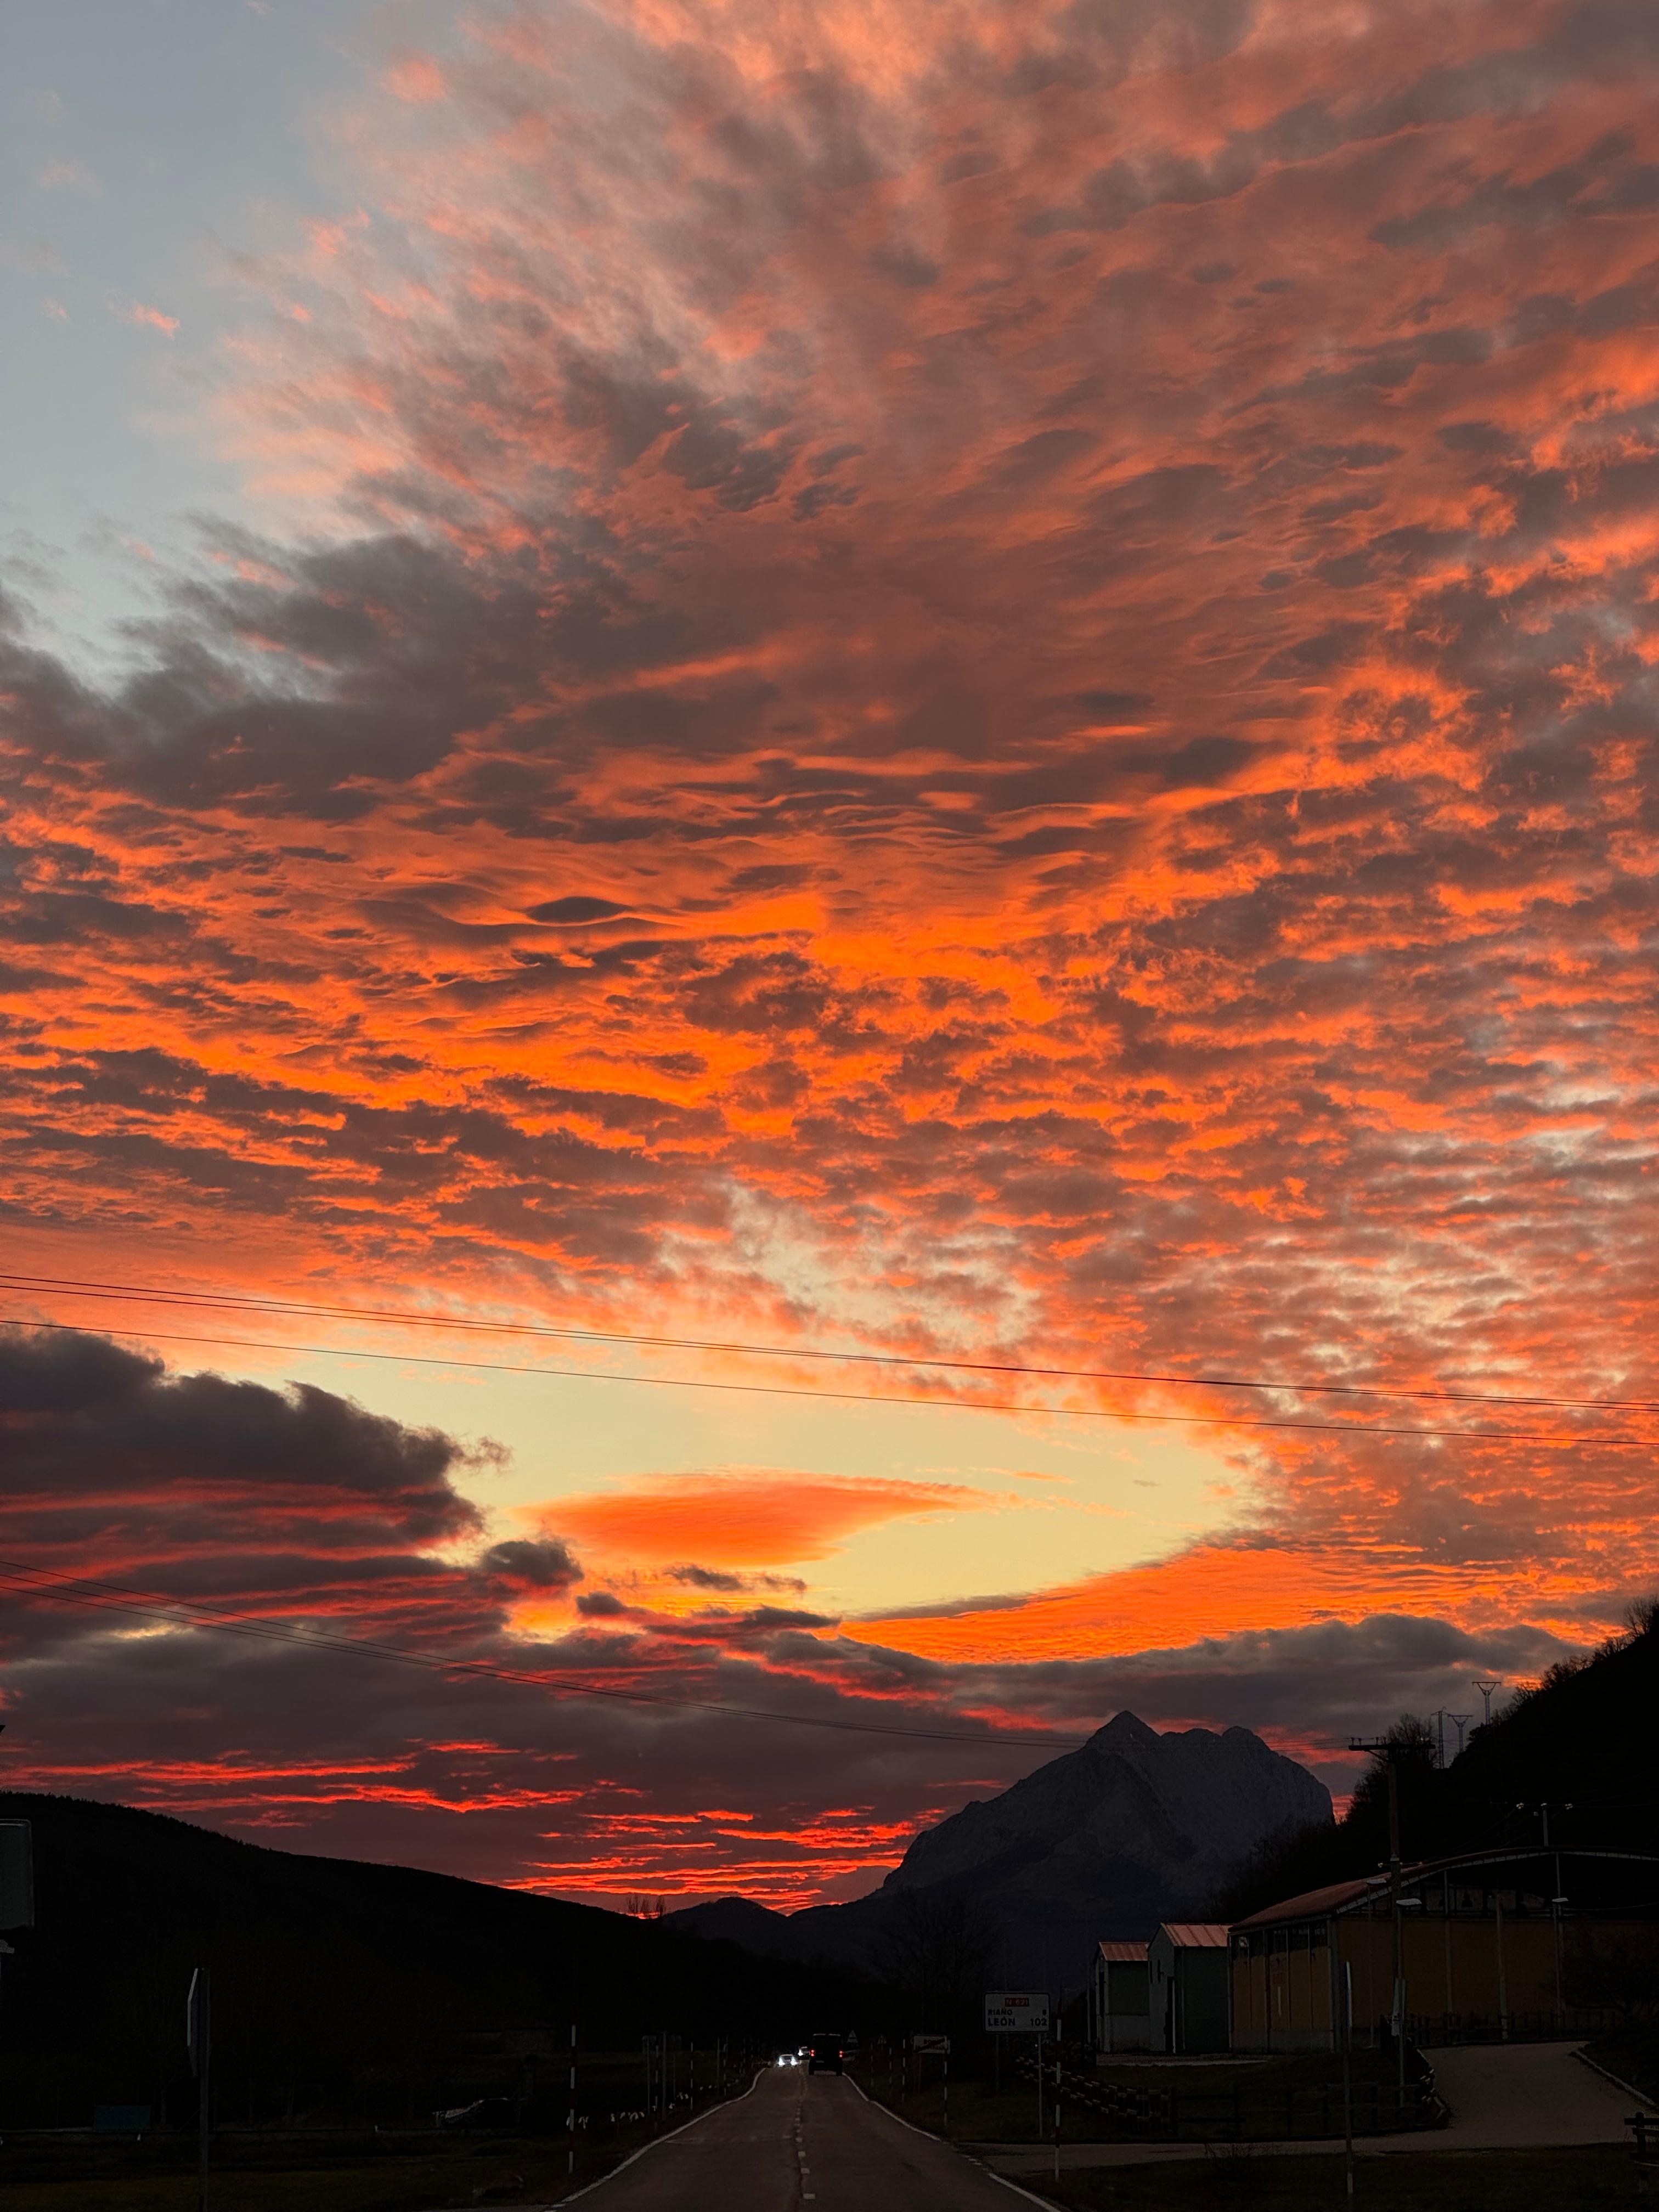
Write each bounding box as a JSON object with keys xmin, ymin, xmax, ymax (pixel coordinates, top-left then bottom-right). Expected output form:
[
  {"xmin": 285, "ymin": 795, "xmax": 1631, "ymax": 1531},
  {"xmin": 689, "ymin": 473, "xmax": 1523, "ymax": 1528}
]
[
  {"xmin": 0, "ymin": 1792, "xmax": 883, "ymax": 2129},
  {"xmin": 669, "ymin": 1712, "xmax": 1331, "ymax": 1985},
  {"xmin": 1210, "ymin": 1601, "xmax": 1659, "ymax": 1923}
]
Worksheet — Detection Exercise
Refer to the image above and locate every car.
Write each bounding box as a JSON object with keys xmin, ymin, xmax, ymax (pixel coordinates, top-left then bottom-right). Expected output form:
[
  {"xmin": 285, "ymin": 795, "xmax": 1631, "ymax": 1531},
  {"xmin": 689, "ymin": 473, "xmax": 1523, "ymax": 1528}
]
[
  {"xmin": 806, "ymin": 2032, "xmax": 844, "ymax": 2075},
  {"xmin": 775, "ymin": 2052, "xmax": 798, "ymax": 2067}
]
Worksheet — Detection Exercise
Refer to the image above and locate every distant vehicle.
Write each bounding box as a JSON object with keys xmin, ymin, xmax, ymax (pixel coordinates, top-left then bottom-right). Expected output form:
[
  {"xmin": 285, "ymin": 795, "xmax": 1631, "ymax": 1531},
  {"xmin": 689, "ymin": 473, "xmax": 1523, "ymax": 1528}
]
[
  {"xmin": 807, "ymin": 2032, "xmax": 844, "ymax": 2075},
  {"xmin": 775, "ymin": 2052, "xmax": 799, "ymax": 2067}
]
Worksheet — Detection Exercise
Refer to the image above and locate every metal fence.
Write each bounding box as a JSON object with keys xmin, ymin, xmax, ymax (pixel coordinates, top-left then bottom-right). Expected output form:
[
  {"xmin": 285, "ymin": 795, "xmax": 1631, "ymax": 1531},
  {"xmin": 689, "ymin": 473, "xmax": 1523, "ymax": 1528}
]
[{"xmin": 1409, "ymin": 2004, "xmax": 1649, "ymax": 2046}]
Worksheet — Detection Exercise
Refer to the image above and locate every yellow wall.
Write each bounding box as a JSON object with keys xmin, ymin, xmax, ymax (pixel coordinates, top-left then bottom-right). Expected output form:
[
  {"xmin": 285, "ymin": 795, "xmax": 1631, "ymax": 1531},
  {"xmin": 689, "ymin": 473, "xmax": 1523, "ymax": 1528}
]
[{"xmin": 1232, "ymin": 1909, "xmax": 1652, "ymax": 2049}]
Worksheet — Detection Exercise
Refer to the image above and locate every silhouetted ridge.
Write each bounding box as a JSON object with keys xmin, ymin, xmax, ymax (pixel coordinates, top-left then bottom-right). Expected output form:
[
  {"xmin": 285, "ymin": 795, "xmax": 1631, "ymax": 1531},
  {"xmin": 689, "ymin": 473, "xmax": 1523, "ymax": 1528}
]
[{"xmin": 0, "ymin": 1791, "xmax": 879, "ymax": 2128}]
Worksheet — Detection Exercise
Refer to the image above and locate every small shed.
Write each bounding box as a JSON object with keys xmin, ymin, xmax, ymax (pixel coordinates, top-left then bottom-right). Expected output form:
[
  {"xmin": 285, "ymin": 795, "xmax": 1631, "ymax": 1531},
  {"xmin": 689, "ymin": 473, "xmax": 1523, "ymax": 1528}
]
[
  {"xmin": 1092, "ymin": 1940, "xmax": 1150, "ymax": 2052},
  {"xmin": 1148, "ymin": 1922, "xmax": 1230, "ymax": 2054}
]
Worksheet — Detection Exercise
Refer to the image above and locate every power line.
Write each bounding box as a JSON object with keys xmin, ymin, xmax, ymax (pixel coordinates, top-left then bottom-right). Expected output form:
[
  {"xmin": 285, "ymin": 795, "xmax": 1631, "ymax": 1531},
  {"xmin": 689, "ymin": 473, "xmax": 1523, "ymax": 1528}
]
[
  {"xmin": 3, "ymin": 1311, "xmax": 1654, "ymax": 1448},
  {"xmin": 3, "ymin": 1268, "xmax": 1654, "ymax": 1420},
  {"xmin": 0, "ymin": 1559, "xmax": 1088, "ymax": 1753}
]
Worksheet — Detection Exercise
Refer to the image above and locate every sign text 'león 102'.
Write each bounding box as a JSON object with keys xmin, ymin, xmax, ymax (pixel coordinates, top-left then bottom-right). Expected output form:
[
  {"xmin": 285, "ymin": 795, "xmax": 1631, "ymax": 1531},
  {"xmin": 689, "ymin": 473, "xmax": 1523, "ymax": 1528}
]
[{"xmin": 984, "ymin": 1992, "xmax": 1049, "ymax": 2034}]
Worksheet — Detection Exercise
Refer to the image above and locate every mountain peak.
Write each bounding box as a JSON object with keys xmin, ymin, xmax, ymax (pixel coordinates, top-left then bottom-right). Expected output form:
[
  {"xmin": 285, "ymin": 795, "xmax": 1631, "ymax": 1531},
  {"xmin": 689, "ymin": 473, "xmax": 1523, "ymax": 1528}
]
[{"xmin": 1088, "ymin": 1709, "xmax": 1161, "ymax": 1748}]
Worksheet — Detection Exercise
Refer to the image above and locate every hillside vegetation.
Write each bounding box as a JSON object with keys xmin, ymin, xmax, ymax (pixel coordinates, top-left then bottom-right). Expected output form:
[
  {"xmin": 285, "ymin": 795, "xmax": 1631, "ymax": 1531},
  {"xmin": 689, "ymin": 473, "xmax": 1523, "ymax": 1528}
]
[
  {"xmin": 0, "ymin": 1791, "xmax": 881, "ymax": 2129},
  {"xmin": 1211, "ymin": 1600, "xmax": 1659, "ymax": 1923}
]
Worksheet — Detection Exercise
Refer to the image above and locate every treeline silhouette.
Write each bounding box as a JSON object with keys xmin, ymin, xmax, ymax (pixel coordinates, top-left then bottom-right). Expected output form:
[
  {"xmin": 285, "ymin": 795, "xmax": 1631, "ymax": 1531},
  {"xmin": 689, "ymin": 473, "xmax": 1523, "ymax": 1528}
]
[{"xmin": 0, "ymin": 1793, "xmax": 887, "ymax": 2129}]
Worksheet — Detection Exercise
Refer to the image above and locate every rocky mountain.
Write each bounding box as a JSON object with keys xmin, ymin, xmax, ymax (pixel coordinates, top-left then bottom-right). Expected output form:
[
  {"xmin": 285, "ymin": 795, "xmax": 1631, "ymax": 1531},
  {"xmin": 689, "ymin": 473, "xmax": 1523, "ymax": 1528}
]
[{"xmin": 669, "ymin": 1711, "xmax": 1331, "ymax": 1984}]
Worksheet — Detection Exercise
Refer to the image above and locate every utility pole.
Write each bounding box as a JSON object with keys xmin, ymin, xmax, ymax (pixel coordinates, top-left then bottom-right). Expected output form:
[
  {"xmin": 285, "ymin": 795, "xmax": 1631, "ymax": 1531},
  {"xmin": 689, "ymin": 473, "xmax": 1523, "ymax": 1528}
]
[
  {"xmin": 1435, "ymin": 1711, "xmax": 1446, "ymax": 1768},
  {"xmin": 1340, "ymin": 1961, "xmax": 1355, "ymax": 2202},
  {"xmin": 1348, "ymin": 1738, "xmax": 1402, "ymax": 1870},
  {"xmin": 1449, "ymin": 1713, "xmax": 1472, "ymax": 1758},
  {"xmin": 1351, "ymin": 1736, "xmax": 1407, "ymax": 2095},
  {"xmin": 1473, "ymin": 1679, "xmax": 1501, "ymax": 1726}
]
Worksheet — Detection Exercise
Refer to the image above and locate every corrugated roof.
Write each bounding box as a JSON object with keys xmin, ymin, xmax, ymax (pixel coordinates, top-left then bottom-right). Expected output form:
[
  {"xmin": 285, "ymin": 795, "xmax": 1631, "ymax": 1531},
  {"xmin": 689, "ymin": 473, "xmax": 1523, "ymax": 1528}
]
[
  {"xmin": 1232, "ymin": 1879, "xmax": 1378, "ymax": 1932},
  {"xmin": 1228, "ymin": 1846, "xmax": 1659, "ymax": 1935},
  {"xmin": 1158, "ymin": 1922, "xmax": 1229, "ymax": 1949},
  {"xmin": 1098, "ymin": 1940, "xmax": 1148, "ymax": 1962}
]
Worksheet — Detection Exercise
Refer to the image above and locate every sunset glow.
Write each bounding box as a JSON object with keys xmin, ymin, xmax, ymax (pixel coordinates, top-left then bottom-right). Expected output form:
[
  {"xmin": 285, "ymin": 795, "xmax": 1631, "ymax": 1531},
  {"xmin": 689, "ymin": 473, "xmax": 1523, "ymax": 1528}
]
[{"xmin": 2, "ymin": 0, "xmax": 1657, "ymax": 1910}]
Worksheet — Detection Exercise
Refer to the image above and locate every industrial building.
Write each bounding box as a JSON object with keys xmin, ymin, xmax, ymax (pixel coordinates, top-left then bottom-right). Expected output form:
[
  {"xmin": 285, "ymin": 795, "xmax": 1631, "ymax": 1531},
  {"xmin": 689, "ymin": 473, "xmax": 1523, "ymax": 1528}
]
[
  {"xmin": 1229, "ymin": 1847, "xmax": 1659, "ymax": 2051},
  {"xmin": 1091, "ymin": 1940, "xmax": 1151, "ymax": 2052}
]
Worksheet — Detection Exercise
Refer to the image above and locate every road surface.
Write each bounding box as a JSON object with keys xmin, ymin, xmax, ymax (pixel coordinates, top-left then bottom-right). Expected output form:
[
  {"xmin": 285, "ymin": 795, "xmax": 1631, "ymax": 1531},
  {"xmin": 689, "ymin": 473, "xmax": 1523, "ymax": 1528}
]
[
  {"xmin": 1418, "ymin": 2040, "xmax": 1638, "ymax": 2147},
  {"xmin": 562, "ymin": 2066, "xmax": 1029, "ymax": 2210}
]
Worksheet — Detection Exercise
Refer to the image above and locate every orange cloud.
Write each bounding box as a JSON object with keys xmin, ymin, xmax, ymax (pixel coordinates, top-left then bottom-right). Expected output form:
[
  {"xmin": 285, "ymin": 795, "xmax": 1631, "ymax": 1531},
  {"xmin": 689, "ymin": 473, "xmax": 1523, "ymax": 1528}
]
[
  {"xmin": 539, "ymin": 1470, "xmax": 994, "ymax": 1566},
  {"xmin": 3, "ymin": 0, "xmax": 1659, "ymax": 1901},
  {"xmin": 120, "ymin": 300, "xmax": 178, "ymax": 336},
  {"xmin": 385, "ymin": 53, "xmax": 445, "ymax": 104},
  {"xmin": 841, "ymin": 1540, "xmax": 1617, "ymax": 1668}
]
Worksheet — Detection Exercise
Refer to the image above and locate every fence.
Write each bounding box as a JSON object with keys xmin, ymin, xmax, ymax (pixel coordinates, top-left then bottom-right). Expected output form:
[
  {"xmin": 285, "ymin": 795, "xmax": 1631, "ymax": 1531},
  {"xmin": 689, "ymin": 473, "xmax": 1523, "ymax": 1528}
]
[
  {"xmin": 1409, "ymin": 2004, "xmax": 1647, "ymax": 2046},
  {"xmin": 1012, "ymin": 2050, "xmax": 1440, "ymax": 2142}
]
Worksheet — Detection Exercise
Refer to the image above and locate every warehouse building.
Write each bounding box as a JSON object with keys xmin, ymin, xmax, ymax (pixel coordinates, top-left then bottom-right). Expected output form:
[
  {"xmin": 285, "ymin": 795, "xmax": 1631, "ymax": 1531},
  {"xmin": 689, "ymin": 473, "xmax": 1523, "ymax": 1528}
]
[{"xmin": 1229, "ymin": 1846, "xmax": 1659, "ymax": 2051}]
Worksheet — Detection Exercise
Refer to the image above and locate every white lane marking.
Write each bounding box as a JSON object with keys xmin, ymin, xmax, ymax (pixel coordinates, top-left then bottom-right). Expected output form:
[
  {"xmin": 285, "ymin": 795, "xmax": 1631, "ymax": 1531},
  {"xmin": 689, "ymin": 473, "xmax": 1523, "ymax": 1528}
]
[{"xmin": 840, "ymin": 2070, "xmax": 1063, "ymax": 2209}]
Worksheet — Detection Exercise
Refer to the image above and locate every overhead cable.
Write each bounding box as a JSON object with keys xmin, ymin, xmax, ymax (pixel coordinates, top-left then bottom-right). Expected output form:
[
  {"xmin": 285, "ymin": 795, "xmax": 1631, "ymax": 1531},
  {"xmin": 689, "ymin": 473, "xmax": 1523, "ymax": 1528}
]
[
  {"xmin": 2, "ymin": 1312, "xmax": 1652, "ymax": 1450},
  {"xmin": 3, "ymin": 1268, "xmax": 1653, "ymax": 1418}
]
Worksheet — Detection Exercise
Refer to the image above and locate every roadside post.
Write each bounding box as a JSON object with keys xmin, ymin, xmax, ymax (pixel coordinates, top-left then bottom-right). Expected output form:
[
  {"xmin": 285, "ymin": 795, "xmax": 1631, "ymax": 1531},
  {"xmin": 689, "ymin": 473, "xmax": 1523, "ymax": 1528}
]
[
  {"xmin": 1053, "ymin": 2053, "xmax": 1062, "ymax": 2182},
  {"xmin": 1341, "ymin": 1961, "xmax": 1354, "ymax": 2202},
  {"xmin": 984, "ymin": 1991, "xmax": 1049, "ymax": 2145},
  {"xmin": 911, "ymin": 2034, "xmax": 949, "ymax": 2130},
  {"xmin": 187, "ymin": 1967, "xmax": 211, "ymax": 2212}
]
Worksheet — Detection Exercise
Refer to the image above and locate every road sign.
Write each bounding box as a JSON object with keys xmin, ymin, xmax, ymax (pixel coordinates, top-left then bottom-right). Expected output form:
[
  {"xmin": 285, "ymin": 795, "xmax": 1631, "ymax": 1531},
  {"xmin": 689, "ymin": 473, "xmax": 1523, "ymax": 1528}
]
[
  {"xmin": 985, "ymin": 1991, "xmax": 1049, "ymax": 2034},
  {"xmin": 911, "ymin": 2034, "xmax": 950, "ymax": 2055}
]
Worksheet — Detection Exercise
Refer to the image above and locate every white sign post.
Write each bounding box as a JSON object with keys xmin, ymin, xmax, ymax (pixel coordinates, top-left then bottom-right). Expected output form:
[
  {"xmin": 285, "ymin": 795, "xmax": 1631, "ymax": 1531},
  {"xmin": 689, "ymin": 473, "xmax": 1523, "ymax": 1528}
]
[{"xmin": 984, "ymin": 1994, "xmax": 1050, "ymax": 2143}]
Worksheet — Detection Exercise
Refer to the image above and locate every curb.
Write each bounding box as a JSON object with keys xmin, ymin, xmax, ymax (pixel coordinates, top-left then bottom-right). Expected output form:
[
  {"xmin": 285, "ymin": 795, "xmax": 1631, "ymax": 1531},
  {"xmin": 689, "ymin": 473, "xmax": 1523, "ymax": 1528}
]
[{"xmin": 1572, "ymin": 2045, "xmax": 1658, "ymax": 2115}]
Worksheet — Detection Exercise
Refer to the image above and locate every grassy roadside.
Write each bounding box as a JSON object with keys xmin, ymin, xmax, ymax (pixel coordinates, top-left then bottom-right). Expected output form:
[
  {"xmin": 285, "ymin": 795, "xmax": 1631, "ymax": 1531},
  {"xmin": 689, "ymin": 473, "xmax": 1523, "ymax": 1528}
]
[
  {"xmin": 1588, "ymin": 2026, "xmax": 1659, "ymax": 2104},
  {"xmin": 1025, "ymin": 2145, "xmax": 1643, "ymax": 2211},
  {"xmin": 0, "ymin": 2083, "xmax": 751, "ymax": 2211}
]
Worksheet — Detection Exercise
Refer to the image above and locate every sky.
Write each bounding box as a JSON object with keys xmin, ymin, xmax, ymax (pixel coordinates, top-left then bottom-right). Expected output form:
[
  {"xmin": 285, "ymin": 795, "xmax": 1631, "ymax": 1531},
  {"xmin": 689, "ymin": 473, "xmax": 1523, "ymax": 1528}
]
[{"xmin": 2, "ymin": 0, "xmax": 1657, "ymax": 1911}]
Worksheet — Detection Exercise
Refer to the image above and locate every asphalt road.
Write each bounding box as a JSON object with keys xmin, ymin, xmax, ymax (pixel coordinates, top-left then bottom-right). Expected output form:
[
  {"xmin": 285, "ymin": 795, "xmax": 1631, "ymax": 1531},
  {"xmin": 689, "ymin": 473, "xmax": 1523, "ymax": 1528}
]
[
  {"xmin": 564, "ymin": 2066, "xmax": 1028, "ymax": 2211},
  {"xmin": 1420, "ymin": 2040, "xmax": 1639, "ymax": 2147}
]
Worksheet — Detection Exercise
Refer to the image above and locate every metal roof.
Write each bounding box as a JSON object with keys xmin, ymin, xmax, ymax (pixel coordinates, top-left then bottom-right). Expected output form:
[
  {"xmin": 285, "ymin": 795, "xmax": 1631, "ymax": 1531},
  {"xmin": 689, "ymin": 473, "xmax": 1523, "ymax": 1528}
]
[
  {"xmin": 1231, "ymin": 1847, "xmax": 1659, "ymax": 1934},
  {"xmin": 1158, "ymin": 1922, "xmax": 1229, "ymax": 1949},
  {"xmin": 1098, "ymin": 1940, "xmax": 1149, "ymax": 1962},
  {"xmin": 1232, "ymin": 1880, "xmax": 1378, "ymax": 1932}
]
